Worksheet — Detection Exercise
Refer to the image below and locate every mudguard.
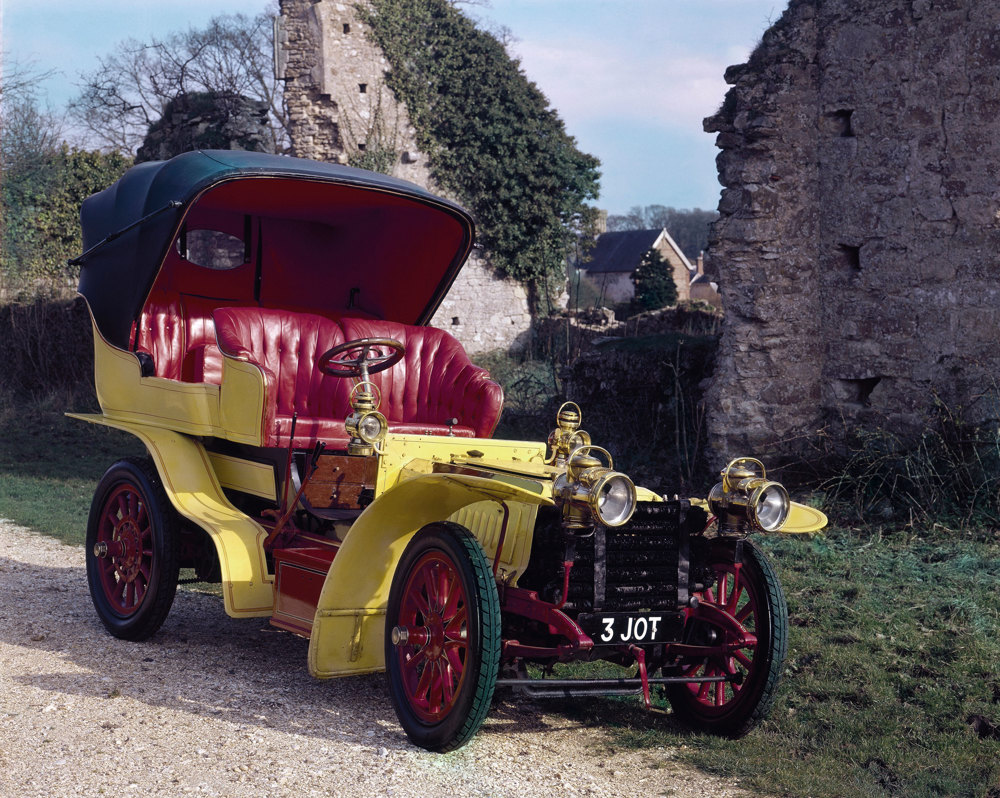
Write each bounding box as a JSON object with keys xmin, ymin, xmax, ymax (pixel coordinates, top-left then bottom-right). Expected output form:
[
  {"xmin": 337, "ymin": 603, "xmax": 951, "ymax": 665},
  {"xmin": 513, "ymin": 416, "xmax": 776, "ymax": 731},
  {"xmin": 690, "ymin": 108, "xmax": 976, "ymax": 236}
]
[
  {"xmin": 67, "ymin": 413, "xmax": 274, "ymax": 616},
  {"xmin": 308, "ymin": 472, "xmax": 553, "ymax": 678}
]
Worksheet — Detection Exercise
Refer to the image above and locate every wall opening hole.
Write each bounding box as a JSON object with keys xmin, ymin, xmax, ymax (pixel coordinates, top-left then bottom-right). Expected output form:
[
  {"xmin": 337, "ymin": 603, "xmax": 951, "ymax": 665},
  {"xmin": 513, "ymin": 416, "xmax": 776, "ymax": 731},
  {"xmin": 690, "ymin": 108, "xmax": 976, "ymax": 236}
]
[
  {"xmin": 837, "ymin": 244, "xmax": 861, "ymax": 273},
  {"xmin": 839, "ymin": 376, "xmax": 882, "ymax": 406},
  {"xmin": 451, "ymin": 317, "xmax": 460, "ymax": 326},
  {"xmin": 359, "ymin": 83, "xmax": 367, "ymax": 94},
  {"xmin": 357, "ymin": 141, "xmax": 366, "ymax": 151},
  {"xmin": 828, "ymin": 108, "xmax": 855, "ymax": 137},
  {"xmin": 343, "ymin": 23, "xmax": 351, "ymax": 34}
]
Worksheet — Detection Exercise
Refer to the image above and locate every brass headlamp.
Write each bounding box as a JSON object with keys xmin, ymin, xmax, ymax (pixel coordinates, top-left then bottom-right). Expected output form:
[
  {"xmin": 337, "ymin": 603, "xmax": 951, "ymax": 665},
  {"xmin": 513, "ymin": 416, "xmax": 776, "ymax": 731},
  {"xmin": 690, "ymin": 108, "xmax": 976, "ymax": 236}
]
[
  {"xmin": 547, "ymin": 401, "xmax": 591, "ymax": 466},
  {"xmin": 708, "ymin": 457, "xmax": 789, "ymax": 535},
  {"xmin": 345, "ymin": 381, "xmax": 387, "ymax": 456},
  {"xmin": 553, "ymin": 445, "xmax": 637, "ymax": 530}
]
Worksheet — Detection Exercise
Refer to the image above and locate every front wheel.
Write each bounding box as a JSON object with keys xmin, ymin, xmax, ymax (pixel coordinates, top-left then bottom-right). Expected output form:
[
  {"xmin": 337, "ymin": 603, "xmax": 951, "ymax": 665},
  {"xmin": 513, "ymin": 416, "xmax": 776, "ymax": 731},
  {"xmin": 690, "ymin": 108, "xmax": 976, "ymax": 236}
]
[
  {"xmin": 85, "ymin": 458, "xmax": 180, "ymax": 641},
  {"xmin": 666, "ymin": 540, "xmax": 788, "ymax": 737},
  {"xmin": 385, "ymin": 522, "xmax": 501, "ymax": 752}
]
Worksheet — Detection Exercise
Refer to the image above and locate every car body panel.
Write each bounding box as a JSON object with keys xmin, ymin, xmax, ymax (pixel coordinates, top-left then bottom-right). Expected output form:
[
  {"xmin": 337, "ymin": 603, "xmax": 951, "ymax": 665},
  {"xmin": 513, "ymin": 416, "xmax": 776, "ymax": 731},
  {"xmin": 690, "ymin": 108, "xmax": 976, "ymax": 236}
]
[
  {"xmin": 308, "ymin": 471, "xmax": 554, "ymax": 678},
  {"xmin": 68, "ymin": 412, "xmax": 274, "ymax": 616}
]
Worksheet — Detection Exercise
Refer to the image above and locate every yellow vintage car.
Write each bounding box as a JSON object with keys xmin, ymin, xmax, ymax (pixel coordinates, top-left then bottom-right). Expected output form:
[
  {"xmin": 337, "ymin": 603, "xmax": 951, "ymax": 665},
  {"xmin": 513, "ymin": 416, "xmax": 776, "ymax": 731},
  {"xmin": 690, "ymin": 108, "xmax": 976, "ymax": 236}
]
[{"xmin": 71, "ymin": 150, "xmax": 826, "ymax": 751}]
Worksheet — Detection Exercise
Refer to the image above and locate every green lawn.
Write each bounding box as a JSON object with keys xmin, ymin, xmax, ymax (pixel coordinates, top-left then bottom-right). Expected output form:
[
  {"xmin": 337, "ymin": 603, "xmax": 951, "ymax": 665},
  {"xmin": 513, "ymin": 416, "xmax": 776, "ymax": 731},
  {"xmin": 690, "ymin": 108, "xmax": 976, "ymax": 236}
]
[
  {"xmin": 552, "ymin": 527, "xmax": 1000, "ymax": 798},
  {"xmin": 0, "ymin": 391, "xmax": 142, "ymax": 544},
  {"xmin": 1, "ymin": 396, "xmax": 998, "ymax": 797}
]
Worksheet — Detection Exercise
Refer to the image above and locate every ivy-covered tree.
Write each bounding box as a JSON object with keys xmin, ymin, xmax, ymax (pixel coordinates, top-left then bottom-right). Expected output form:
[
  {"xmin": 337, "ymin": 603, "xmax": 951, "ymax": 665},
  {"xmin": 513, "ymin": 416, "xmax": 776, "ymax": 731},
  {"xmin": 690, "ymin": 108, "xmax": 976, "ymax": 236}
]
[
  {"xmin": 632, "ymin": 248, "xmax": 678, "ymax": 311},
  {"xmin": 68, "ymin": 10, "xmax": 286, "ymax": 155},
  {"xmin": 360, "ymin": 0, "xmax": 600, "ymax": 308}
]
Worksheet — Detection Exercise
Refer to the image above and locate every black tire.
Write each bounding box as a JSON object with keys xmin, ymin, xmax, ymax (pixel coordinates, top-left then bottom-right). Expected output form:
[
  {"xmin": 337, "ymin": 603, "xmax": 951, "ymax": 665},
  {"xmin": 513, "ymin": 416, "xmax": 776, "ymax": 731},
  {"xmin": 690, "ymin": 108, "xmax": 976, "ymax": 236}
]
[
  {"xmin": 85, "ymin": 457, "xmax": 180, "ymax": 641},
  {"xmin": 666, "ymin": 540, "xmax": 788, "ymax": 737},
  {"xmin": 385, "ymin": 522, "xmax": 501, "ymax": 752}
]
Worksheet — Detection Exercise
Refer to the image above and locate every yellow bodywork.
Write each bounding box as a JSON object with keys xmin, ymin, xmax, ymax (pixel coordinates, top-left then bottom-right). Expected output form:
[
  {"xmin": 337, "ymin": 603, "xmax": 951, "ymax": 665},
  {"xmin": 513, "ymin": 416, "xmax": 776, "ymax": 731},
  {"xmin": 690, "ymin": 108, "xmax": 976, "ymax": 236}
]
[
  {"xmin": 67, "ymin": 413, "xmax": 275, "ymax": 617},
  {"xmin": 308, "ymin": 472, "xmax": 554, "ymax": 678},
  {"xmin": 781, "ymin": 501, "xmax": 828, "ymax": 534},
  {"xmin": 89, "ymin": 313, "xmax": 270, "ymax": 446}
]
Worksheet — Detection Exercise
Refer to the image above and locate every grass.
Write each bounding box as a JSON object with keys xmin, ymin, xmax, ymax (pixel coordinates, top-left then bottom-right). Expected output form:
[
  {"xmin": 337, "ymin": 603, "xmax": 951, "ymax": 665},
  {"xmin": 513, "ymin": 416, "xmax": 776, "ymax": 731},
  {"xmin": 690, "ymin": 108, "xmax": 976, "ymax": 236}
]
[
  {"xmin": 3, "ymin": 394, "xmax": 1000, "ymax": 796},
  {"xmin": 550, "ymin": 526, "xmax": 1000, "ymax": 798},
  {"xmin": 0, "ymin": 389, "xmax": 143, "ymax": 544}
]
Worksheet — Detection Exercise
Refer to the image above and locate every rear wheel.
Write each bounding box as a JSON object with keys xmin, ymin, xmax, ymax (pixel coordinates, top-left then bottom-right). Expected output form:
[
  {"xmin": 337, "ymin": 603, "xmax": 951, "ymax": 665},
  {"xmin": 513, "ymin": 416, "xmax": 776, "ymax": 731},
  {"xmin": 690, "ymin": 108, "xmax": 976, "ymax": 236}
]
[
  {"xmin": 86, "ymin": 458, "xmax": 180, "ymax": 641},
  {"xmin": 385, "ymin": 522, "xmax": 500, "ymax": 752},
  {"xmin": 667, "ymin": 541, "xmax": 787, "ymax": 736}
]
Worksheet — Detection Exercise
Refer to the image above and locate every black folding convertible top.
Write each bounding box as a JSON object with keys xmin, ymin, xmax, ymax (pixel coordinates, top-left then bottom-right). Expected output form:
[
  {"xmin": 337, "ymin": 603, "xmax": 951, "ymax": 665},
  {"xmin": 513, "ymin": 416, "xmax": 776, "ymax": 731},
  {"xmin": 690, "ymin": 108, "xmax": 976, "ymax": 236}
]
[{"xmin": 76, "ymin": 150, "xmax": 475, "ymax": 349}]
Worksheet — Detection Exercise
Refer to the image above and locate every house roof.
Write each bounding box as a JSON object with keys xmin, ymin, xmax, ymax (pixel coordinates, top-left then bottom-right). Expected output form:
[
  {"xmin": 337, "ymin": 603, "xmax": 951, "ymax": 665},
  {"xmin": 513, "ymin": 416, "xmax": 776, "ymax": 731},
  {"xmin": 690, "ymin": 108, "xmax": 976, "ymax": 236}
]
[{"xmin": 581, "ymin": 228, "xmax": 664, "ymax": 274}]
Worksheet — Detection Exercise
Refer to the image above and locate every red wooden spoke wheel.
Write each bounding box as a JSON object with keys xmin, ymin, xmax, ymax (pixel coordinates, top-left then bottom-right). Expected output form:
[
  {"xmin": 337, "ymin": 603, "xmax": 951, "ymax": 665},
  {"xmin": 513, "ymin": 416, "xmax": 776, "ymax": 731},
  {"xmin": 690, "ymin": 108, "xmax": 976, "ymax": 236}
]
[
  {"xmin": 94, "ymin": 483, "xmax": 154, "ymax": 615},
  {"xmin": 386, "ymin": 522, "xmax": 500, "ymax": 752},
  {"xmin": 86, "ymin": 458, "xmax": 180, "ymax": 641},
  {"xmin": 667, "ymin": 542, "xmax": 788, "ymax": 737}
]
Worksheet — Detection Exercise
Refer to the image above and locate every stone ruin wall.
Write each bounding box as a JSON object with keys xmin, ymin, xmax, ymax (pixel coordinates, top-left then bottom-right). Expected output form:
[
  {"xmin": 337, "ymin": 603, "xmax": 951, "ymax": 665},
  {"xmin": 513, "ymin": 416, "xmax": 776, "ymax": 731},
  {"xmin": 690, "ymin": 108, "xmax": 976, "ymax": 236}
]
[
  {"xmin": 704, "ymin": 0, "xmax": 1000, "ymax": 461},
  {"xmin": 277, "ymin": 0, "xmax": 532, "ymax": 354}
]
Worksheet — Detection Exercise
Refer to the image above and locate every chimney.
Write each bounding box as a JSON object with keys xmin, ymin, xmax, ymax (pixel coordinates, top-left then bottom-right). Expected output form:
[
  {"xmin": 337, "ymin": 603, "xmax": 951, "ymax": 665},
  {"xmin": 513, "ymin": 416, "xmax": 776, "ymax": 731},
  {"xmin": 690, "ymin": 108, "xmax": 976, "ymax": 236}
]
[{"xmin": 595, "ymin": 209, "xmax": 607, "ymax": 236}]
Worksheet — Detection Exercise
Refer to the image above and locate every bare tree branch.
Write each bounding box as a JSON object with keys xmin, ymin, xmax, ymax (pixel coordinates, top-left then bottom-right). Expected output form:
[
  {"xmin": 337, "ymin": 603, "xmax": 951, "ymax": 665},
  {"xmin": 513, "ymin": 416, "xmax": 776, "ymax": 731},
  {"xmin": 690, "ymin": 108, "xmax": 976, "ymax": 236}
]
[{"xmin": 68, "ymin": 12, "xmax": 287, "ymax": 155}]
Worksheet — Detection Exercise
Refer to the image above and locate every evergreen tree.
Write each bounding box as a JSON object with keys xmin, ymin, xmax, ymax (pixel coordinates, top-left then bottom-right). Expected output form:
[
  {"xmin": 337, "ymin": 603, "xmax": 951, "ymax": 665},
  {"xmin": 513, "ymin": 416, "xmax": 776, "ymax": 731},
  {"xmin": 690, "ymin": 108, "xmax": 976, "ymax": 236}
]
[{"xmin": 632, "ymin": 248, "xmax": 678, "ymax": 310}]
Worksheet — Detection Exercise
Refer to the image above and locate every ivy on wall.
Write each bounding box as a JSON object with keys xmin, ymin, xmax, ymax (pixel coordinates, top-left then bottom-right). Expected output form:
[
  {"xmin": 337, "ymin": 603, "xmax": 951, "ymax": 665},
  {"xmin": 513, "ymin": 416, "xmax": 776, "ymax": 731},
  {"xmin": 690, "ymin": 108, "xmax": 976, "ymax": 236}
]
[
  {"xmin": 359, "ymin": 0, "xmax": 601, "ymax": 301},
  {"xmin": 1, "ymin": 147, "xmax": 132, "ymax": 294}
]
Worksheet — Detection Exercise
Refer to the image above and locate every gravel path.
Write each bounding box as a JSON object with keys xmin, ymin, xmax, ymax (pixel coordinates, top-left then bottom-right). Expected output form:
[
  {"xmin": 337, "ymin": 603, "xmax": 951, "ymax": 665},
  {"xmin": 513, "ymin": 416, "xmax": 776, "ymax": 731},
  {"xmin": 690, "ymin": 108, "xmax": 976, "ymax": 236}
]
[{"xmin": 0, "ymin": 521, "xmax": 751, "ymax": 798}]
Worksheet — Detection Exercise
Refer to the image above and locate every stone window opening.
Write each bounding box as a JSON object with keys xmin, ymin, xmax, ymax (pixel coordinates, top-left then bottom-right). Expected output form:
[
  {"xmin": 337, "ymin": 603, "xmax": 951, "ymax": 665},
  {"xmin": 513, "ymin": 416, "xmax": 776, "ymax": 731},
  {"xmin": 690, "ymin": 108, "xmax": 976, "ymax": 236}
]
[
  {"xmin": 827, "ymin": 109, "xmax": 855, "ymax": 137},
  {"xmin": 837, "ymin": 243, "xmax": 862, "ymax": 275},
  {"xmin": 343, "ymin": 23, "xmax": 351, "ymax": 34},
  {"xmin": 452, "ymin": 317, "xmax": 460, "ymax": 326},
  {"xmin": 359, "ymin": 83, "xmax": 368, "ymax": 94},
  {"xmin": 838, "ymin": 376, "xmax": 882, "ymax": 406},
  {"xmin": 357, "ymin": 141, "xmax": 366, "ymax": 151}
]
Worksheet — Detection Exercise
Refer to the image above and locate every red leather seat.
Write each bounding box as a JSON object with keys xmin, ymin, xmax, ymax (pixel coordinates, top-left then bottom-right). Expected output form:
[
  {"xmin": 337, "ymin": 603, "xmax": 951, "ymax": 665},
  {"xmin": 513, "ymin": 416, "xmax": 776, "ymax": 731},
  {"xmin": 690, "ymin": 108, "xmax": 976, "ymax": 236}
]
[
  {"xmin": 133, "ymin": 292, "xmax": 230, "ymax": 383},
  {"xmin": 339, "ymin": 317, "xmax": 503, "ymax": 439},
  {"xmin": 213, "ymin": 307, "xmax": 503, "ymax": 449}
]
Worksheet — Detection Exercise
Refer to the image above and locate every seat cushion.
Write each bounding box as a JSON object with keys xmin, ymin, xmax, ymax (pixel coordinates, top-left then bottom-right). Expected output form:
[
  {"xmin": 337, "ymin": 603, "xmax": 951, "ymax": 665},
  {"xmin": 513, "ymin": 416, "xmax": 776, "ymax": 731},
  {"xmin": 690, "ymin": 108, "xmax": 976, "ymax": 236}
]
[{"xmin": 214, "ymin": 307, "xmax": 502, "ymax": 448}]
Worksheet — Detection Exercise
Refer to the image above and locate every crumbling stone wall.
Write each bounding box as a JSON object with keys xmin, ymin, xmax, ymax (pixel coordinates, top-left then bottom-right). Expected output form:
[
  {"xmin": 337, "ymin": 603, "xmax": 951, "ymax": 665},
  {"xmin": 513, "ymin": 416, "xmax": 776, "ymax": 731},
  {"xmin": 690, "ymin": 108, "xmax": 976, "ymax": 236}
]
[
  {"xmin": 136, "ymin": 93, "xmax": 269, "ymax": 164},
  {"xmin": 277, "ymin": 0, "xmax": 532, "ymax": 353},
  {"xmin": 704, "ymin": 0, "xmax": 1000, "ymax": 459}
]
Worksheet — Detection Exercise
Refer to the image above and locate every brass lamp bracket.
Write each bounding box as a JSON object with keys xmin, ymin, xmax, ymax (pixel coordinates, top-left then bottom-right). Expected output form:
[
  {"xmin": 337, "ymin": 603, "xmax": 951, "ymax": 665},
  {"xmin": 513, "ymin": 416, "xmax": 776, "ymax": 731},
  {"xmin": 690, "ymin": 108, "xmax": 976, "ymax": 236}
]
[{"xmin": 548, "ymin": 401, "xmax": 591, "ymax": 467}]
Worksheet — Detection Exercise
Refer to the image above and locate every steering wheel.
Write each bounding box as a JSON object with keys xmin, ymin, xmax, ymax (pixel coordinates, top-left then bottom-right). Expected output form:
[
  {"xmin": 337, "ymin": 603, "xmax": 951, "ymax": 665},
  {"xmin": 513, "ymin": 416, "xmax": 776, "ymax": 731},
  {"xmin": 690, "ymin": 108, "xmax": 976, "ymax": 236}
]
[{"xmin": 317, "ymin": 337, "xmax": 405, "ymax": 380}]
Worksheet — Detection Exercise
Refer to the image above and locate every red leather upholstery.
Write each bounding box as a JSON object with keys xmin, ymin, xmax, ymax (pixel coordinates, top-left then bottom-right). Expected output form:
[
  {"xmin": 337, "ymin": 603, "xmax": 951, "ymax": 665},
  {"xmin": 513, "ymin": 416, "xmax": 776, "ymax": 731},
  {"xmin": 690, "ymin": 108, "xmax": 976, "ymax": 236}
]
[
  {"xmin": 340, "ymin": 318, "xmax": 503, "ymax": 438},
  {"xmin": 213, "ymin": 307, "xmax": 503, "ymax": 449},
  {"xmin": 133, "ymin": 292, "xmax": 229, "ymax": 383}
]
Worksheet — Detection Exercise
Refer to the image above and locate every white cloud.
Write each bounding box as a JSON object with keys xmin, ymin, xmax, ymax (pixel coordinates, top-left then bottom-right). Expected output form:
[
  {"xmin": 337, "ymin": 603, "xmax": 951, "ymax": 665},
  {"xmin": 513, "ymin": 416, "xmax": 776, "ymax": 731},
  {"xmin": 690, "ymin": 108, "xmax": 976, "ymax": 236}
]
[{"xmin": 509, "ymin": 35, "xmax": 746, "ymax": 134}]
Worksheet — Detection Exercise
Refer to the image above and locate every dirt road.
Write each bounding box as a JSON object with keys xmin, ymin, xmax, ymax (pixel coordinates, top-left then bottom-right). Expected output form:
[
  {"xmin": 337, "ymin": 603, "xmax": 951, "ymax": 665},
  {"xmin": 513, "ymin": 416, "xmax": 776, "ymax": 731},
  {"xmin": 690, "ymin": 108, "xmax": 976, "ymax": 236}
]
[{"xmin": 0, "ymin": 521, "xmax": 749, "ymax": 798}]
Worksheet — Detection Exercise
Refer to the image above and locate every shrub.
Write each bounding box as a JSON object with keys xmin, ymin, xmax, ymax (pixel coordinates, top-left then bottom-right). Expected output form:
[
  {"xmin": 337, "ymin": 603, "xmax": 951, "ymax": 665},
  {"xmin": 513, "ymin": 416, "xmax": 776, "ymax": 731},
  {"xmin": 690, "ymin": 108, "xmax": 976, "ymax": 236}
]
[
  {"xmin": 631, "ymin": 247, "xmax": 678, "ymax": 310},
  {"xmin": 823, "ymin": 396, "xmax": 1000, "ymax": 528}
]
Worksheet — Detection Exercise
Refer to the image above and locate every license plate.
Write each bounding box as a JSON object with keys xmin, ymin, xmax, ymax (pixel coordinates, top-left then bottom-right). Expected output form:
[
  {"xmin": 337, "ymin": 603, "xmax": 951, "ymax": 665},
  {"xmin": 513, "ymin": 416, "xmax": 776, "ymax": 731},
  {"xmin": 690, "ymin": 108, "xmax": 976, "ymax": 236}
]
[{"xmin": 577, "ymin": 612, "xmax": 674, "ymax": 645}]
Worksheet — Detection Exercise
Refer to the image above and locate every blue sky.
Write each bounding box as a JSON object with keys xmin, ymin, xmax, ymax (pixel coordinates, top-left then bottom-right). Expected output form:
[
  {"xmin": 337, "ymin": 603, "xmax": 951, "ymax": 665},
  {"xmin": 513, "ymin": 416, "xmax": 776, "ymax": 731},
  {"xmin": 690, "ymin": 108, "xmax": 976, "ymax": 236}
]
[{"xmin": 1, "ymin": 0, "xmax": 783, "ymax": 215}]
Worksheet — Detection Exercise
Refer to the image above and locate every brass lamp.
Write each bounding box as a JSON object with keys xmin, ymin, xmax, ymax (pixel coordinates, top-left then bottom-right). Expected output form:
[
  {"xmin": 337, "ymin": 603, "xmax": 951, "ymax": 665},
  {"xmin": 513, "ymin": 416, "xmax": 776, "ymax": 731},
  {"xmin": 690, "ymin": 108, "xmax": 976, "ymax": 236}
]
[
  {"xmin": 345, "ymin": 381, "xmax": 387, "ymax": 456},
  {"xmin": 553, "ymin": 445, "xmax": 637, "ymax": 530},
  {"xmin": 547, "ymin": 401, "xmax": 591, "ymax": 466},
  {"xmin": 708, "ymin": 457, "xmax": 790, "ymax": 534}
]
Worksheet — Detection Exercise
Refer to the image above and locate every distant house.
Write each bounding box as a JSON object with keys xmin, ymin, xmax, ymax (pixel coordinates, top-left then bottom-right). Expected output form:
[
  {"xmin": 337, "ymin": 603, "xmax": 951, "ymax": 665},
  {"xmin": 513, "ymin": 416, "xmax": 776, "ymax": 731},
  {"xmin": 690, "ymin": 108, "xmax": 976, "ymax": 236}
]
[
  {"xmin": 689, "ymin": 253, "xmax": 722, "ymax": 308},
  {"xmin": 579, "ymin": 228, "xmax": 693, "ymax": 305}
]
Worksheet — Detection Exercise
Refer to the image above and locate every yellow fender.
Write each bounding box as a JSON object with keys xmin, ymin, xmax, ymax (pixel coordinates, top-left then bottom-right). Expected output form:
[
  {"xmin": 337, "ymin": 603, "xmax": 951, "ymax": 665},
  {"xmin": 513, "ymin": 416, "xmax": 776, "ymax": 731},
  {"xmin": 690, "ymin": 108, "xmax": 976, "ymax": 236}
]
[
  {"xmin": 689, "ymin": 497, "xmax": 828, "ymax": 535},
  {"xmin": 67, "ymin": 414, "xmax": 274, "ymax": 617},
  {"xmin": 308, "ymin": 472, "xmax": 553, "ymax": 679},
  {"xmin": 781, "ymin": 501, "xmax": 828, "ymax": 534}
]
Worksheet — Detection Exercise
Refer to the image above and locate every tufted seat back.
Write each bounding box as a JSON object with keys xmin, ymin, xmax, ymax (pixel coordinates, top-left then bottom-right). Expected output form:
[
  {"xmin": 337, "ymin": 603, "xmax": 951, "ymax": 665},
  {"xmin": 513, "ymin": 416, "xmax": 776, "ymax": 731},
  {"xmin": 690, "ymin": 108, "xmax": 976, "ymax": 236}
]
[
  {"xmin": 213, "ymin": 307, "xmax": 503, "ymax": 448},
  {"xmin": 133, "ymin": 291, "xmax": 230, "ymax": 383},
  {"xmin": 340, "ymin": 317, "xmax": 503, "ymax": 438}
]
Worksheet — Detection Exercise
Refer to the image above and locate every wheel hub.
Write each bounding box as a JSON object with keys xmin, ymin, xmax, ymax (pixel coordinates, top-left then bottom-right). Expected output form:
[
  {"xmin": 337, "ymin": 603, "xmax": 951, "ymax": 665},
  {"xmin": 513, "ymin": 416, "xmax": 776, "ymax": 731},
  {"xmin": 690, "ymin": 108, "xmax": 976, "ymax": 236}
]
[
  {"xmin": 425, "ymin": 612, "xmax": 446, "ymax": 660},
  {"xmin": 113, "ymin": 519, "xmax": 142, "ymax": 582}
]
